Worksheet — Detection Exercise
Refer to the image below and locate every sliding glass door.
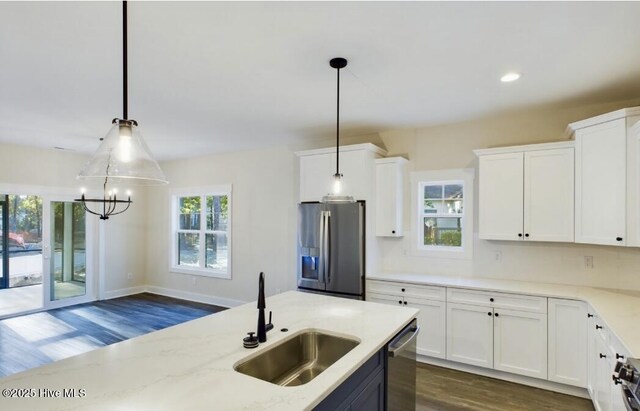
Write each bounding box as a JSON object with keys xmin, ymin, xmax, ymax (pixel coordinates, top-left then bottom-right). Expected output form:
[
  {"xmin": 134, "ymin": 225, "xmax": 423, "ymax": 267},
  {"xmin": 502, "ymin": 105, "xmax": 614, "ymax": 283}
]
[{"xmin": 50, "ymin": 201, "xmax": 86, "ymax": 301}]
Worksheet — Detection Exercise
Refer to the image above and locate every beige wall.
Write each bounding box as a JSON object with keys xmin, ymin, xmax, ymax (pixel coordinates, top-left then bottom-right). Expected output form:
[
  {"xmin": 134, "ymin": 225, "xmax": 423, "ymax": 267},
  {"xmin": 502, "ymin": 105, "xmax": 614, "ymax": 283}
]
[
  {"xmin": 375, "ymin": 97, "xmax": 640, "ymax": 290},
  {"xmin": 145, "ymin": 146, "xmax": 298, "ymax": 304},
  {"xmin": 0, "ymin": 143, "xmax": 148, "ymax": 295}
]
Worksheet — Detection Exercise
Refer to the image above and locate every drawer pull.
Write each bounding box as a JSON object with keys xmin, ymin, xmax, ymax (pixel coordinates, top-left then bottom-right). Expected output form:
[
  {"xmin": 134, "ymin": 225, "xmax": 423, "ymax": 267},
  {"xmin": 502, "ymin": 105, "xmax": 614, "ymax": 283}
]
[
  {"xmin": 600, "ymin": 353, "xmax": 607, "ymax": 359},
  {"xmin": 616, "ymin": 237, "xmax": 623, "ymax": 242},
  {"xmin": 616, "ymin": 353, "xmax": 625, "ymax": 360},
  {"xmin": 596, "ymin": 325, "xmax": 603, "ymax": 330},
  {"xmin": 587, "ymin": 313, "xmax": 594, "ymax": 318}
]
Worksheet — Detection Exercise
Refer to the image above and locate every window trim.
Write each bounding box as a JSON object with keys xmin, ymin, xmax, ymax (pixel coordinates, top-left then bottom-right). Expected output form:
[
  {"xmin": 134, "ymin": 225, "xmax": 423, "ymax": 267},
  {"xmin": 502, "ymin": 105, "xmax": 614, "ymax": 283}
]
[
  {"xmin": 418, "ymin": 180, "xmax": 465, "ymax": 252},
  {"xmin": 409, "ymin": 169, "xmax": 474, "ymax": 260},
  {"xmin": 170, "ymin": 184, "xmax": 232, "ymax": 279}
]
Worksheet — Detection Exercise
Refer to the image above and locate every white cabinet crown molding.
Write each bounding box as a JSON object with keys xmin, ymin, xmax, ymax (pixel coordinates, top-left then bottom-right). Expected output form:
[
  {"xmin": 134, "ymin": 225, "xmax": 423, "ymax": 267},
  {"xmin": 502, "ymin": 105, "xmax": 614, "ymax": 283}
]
[
  {"xmin": 566, "ymin": 106, "xmax": 640, "ymax": 136},
  {"xmin": 295, "ymin": 143, "xmax": 388, "ymax": 157},
  {"xmin": 473, "ymin": 141, "xmax": 574, "ymax": 157}
]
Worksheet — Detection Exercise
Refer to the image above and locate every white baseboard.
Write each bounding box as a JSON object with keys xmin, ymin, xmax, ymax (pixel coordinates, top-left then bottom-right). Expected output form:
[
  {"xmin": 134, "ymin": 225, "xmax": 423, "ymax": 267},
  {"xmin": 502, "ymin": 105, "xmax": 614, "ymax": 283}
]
[
  {"xmin": 144, "ymin": 286, "xmax": 245, "ymax": 308},
  {"xmin": 103, "ymin": 286, "xmax": 147, "ymax": 300},
  {"xmin": 418, "ymin": 354, "xmax": 590, "ymax": 399}
]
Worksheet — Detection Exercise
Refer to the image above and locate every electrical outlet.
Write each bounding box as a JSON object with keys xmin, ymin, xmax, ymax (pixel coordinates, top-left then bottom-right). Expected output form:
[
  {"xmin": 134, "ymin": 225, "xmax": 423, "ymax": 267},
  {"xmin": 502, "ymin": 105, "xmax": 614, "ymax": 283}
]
[
  {"xmin": 127, "ymin": 272, "xmax": 133, "ymax": 280},
  {"xmin": 494, "ymin": 251, "xmax": 502, "ymax": 262},
  {"xmin": 585, "ymin": 256, "xmax": 594, "ymax": 270}
]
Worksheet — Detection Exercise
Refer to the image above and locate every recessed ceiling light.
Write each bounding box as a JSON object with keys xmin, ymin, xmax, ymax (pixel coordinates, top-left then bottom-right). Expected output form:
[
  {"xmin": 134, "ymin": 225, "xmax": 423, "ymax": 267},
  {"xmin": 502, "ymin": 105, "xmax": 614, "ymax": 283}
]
[{"xmin": 501, "ymin": 72, "xmax": 521, "ymax": 83}]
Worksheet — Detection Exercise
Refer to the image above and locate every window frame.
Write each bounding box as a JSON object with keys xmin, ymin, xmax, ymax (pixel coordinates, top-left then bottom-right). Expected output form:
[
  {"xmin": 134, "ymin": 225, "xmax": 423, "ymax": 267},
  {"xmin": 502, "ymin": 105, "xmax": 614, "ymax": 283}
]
[
  {"xmin": 170, "ymin": 185, "xmax": 232, "ymax": 279},
  {"xmin": 410, "ymin": 169, "xmax": 474, "ymax": 260},
  {"xmin": 418, "ymin": 180, "xmax": 465, "ymax": 251}
]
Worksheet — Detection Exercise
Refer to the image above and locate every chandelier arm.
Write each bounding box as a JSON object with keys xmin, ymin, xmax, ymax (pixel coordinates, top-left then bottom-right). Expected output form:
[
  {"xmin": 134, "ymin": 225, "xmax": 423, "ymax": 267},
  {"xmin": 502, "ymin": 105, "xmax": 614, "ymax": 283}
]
[
  {"xmin": 108, "ymin": 201, "xmax": 132, "ymax": 216},
  {"xmin": 80, "ymin": 201, "xmax": 104, "ymax": 218}
]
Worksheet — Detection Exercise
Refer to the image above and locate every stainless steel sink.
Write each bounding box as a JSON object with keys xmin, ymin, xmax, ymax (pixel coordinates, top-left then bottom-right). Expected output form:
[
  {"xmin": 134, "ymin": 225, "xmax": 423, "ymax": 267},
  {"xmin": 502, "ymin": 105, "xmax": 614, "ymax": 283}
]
[{"xmin": 234, "ymin": 330, "xmax": 360, "ymax": 386}]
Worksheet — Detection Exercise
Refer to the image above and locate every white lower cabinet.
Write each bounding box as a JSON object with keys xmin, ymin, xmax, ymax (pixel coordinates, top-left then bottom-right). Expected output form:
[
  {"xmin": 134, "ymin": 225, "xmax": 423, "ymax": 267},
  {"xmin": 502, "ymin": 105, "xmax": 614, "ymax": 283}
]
[
  {"xmin": 367, "ymin": 285, "xmax": 446, "ymax": 360},
  {"xmin": 493, "ymin": 309, "xmax": 547, "ymax": 379},
  {"xmin": 406, "ymin": 297, "xmax": 446, "ymax": 359},
  {"xmin": 446, "ymin": 302, "xmax": 493, "ymax": 368},
  {"xmin": 548, "ymin": 298, "xmax": 588, "ymax": 387},
  {"xmin": 369, "ymin": 279, "xmax": 632, "ymax": 410}
]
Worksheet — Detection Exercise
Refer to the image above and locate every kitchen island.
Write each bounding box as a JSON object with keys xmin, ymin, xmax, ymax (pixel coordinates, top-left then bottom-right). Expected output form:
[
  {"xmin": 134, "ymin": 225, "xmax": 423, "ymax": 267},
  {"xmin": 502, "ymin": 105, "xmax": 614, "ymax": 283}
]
[{"xmin": 0, "ymin": 291, "xmax": 417, "ymax": 411}]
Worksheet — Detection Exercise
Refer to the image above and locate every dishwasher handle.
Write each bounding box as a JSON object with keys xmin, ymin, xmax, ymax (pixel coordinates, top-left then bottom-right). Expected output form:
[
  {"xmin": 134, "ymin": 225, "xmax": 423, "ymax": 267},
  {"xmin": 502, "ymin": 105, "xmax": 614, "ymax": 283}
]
[{"xmin": 388, "ymin": 324, "xmax": 420, "ymax": 358}]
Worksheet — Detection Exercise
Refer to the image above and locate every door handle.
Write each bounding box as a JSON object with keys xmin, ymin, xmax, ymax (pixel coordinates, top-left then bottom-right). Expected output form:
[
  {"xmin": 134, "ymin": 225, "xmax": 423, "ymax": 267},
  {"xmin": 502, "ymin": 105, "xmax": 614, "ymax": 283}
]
[
  {"xmin": 389, "ymin": 325, "xmax": 420, "ymax": 358},
  {"xmin": 318, "ymin": 212, "xmax": 325, "ymax": 283},
  {"xmin": 324, "ymin": 211, "xmax": 331, "ymax": 284}
]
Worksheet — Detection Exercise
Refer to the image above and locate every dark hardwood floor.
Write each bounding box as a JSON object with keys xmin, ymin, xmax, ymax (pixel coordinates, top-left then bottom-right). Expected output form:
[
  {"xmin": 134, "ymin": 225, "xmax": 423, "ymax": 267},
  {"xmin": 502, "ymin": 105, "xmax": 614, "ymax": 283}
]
[
  {"xmin": 0, "ymin": 293, "xmax": 224, "ymax": 377},
  {"xmin": 417, "ymin": 363, "xmax": 595, "ymax": 411}
]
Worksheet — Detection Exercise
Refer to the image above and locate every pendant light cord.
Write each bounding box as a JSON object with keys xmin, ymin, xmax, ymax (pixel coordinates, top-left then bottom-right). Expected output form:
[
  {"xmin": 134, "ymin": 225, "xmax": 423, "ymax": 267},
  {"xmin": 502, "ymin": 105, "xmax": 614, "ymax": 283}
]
[
  {"xmin": 335, "ymin": 66, "xmax": 340, "ymax": 176},
  {"xmin": 122, "ymin": 1, "xmax": 128, "ymax": 120}
]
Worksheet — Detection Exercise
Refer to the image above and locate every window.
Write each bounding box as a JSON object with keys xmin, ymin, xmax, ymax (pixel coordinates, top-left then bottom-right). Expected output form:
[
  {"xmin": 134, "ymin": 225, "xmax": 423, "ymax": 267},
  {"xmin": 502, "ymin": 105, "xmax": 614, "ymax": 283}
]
[
  {"xmin": 171, "ymin": 186, "xmax": 231, "ymax": 278},
  {"xmin": 420, "ymin": 182, "xmax": 464, "ymax": 248},
  {"xmin": 410, "ymin": 169, "xmax": 474, "ymax": 259}
]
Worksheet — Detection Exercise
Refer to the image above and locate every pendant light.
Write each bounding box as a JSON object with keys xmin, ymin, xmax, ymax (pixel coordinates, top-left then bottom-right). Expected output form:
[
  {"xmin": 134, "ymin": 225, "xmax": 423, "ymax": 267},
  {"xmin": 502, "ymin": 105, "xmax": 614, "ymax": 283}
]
[
  {"xmin": 321, "ymin": 57, "xmax": 355, "ymax": 204},
  {"xmin": 76, "ymin": 1, "xmax": 168, "ymax": 220}
]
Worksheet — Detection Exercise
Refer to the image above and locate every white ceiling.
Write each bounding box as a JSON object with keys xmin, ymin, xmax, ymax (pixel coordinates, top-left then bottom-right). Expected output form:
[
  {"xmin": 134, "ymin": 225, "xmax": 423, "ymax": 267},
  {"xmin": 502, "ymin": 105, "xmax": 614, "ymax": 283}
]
[{"xmin": 2, "ymin": 1, "xmax": 640, "ymax": 160}]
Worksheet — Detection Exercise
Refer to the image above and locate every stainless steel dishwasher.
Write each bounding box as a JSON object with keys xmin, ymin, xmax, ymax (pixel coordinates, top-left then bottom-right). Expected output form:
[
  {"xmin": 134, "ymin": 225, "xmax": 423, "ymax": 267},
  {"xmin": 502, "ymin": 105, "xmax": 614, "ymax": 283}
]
[{"xmin": 387, "ymin": 319, "xmax": 420, "ymax": 410}]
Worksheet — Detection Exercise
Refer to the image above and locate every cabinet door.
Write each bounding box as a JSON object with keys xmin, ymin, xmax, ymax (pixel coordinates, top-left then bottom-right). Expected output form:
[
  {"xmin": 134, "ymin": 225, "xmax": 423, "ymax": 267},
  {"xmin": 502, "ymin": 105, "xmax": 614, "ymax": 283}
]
[
  {"xmin": 406, "ymin": 297, "xmax": 446, "ymax": 359},
  {"xmin": 478, "ymin": 152, "xmax": 524, "ymax": 240},
  {"xmin": 350, "ymin": 369, "xmax": 385, "ymax": 411},
  {"xmin": 595, "ymin": 336, "xmax": 612, "ymax": 411},
  {"xmin": 524, "ymin": 148, "xmax": 575, "ymax": 242},
  {"xmin": 575, "ymin": 118, "xmax": 627, "ymax": 246},
  {"xmin": 548, "ymin": 299, "xmax": 588, "ymax": 387},
  {"xmin": 339, "ymin": 150, "xmax": 368, "ymax": 201},
  {"xmin": 300, "ymin": 154, "xmax": 333, "ymax": 202},
  {"xmin": 493, "ymin": 309, "xmax": 547, "ymax": 379},
  {"xmin": 587, "ymin": 312, "xmax": 601, "ymax": 402},
  {"xmin": 375, "ymin": 161, "xmax": 402, "ymax": 237},
  {"xmin": 446, "ymin": 303, "xmax": 493, "ymax": 368}
]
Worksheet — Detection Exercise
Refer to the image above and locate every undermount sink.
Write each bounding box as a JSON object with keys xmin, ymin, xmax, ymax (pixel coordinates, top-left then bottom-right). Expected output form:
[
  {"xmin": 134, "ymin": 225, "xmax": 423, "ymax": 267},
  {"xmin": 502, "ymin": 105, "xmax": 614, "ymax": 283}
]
[{"xmin": 234, "ymin": 330, "xmax": 360, "ymax": 386}]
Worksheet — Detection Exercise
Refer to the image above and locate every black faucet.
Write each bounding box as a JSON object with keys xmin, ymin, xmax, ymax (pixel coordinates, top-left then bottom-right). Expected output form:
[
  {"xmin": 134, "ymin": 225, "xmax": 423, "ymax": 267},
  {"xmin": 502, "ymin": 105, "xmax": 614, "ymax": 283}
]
[{"xmin": 257, "ymin": 272, "xmax": 273, "ymax": 343}]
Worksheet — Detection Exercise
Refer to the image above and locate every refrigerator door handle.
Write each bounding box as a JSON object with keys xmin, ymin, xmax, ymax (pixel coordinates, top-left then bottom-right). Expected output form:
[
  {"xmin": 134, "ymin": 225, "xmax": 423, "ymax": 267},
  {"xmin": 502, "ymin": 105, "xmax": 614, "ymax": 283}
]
[
  {"xmin": 324, "ymin": 211, "xmax": 331, "ymax": 284},
  {"xmin": 318, "ymin": 211, "xmax": 325, "ymax": 284}
]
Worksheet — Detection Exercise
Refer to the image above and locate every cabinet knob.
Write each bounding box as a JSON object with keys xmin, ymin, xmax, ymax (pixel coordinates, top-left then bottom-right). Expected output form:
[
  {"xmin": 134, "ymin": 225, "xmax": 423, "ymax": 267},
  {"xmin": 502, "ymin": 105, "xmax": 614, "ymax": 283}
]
[
  {"xmin": 616, "ymin": 237, "xmax": 623, "ymax": 242},
  {"xmin": 596, "ymin": 325, "xmax": 603, "ymax": 330},
  {"xmin": 616, "ymin": 353, "xmax": 625, "ymax": 360},
  {"xmin": 525, "ymin": 233, "xmax": 530, "ymax": 238},
  {"xmin": 403, "ymin": 301, "xmax": 407, "ymax": 305},
  {"xmin": 494, "ymin": 313, "xmax": 499, "ymax": 317},
  {"xmin": 490, "ymin": 298, "xmax": 494, "ymax": 302},
  {"xmin": 612, "ymin": 375, "xmax": 622, "ymax": 385},
  {"xmin": 398, "ymin": 300, "xmax": 402, "ymax": 305},
  {"xmin": 401, "ymin": 288, "xmax": 405, "ymax": 292},
  {"xmin": 392, "ymin": 230, "xmax": 396, "ymax": 234},
  {"xmin": 518, "ymin": 233, "xmax": 523, "ymax": 237},
  {"xmin": 600, "ymin": 353, "xmax": 607, "ymax": 359},
  {"xmin": 587, "ymin": 313, "xmax": 594, "ymax": 318},
  {"xmin": 487, "ymin": 312, "xmax": 492, "ymax": 316}
]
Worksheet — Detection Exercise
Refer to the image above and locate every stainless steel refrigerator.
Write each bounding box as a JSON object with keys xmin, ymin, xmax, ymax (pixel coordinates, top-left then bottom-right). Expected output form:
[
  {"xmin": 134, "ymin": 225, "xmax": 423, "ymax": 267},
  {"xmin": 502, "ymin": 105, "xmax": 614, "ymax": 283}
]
[{"xmin": 297, "ymin": 201, "xmax": 365, "ymax": 300}]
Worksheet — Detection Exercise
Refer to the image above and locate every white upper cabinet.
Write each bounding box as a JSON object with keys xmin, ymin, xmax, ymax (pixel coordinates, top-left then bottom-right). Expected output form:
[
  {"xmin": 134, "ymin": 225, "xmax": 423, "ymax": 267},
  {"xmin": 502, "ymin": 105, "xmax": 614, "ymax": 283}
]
[
  {"xmin": 569, "ymin": 108, "xmax": 640, "ymax": 246},
  {"xmin": 375, "ymin": 157, "xmax": 407, "ymax": 237},
  {"xmin": 476, "ymin": 142, "xmax": 574, "ymax": 242},
  {"xmin": 297, "ymin": 144, "xmax": 387, "ymax": 203},
  {"xmin": 478, "ymin": 152, "xmax": 524, "ymax": 240},
  {"xmin": 524, "ymin": 148, "xmax": 574, "ymax": 242}
]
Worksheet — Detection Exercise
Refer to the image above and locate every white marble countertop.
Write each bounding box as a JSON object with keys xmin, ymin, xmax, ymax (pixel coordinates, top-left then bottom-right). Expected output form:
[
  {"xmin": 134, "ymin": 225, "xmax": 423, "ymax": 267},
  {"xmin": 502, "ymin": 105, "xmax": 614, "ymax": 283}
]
[
  {"xmin": 368, "ymin": 272, "xmax": 640, "ymax": 357},
  {"xmin": 0, "ymin": 291, "xmax": 417, "ymax": 411}
]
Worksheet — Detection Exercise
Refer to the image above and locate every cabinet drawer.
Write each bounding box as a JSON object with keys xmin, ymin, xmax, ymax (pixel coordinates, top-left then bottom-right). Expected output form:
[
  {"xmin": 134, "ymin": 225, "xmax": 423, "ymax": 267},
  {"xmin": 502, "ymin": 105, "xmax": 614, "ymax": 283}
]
[
  {"xmin": 447, "ymin": 288, "xmax": 547, "ymax": 313},
  {"xmin": 368, "ymin": 280, "xmax": 445, "ymax": 301},
  {"xmin": 367, "ymin": 292, "xmax": 406, "ymax": 307}
]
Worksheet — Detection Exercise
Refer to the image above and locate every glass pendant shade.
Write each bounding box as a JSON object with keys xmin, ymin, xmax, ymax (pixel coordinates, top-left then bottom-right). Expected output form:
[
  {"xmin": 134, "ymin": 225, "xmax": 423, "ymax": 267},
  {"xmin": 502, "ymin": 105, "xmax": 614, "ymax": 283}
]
[
  {"xmin": 77, "ymin": 119, "xmax": 168, "ymax": 185},
  {"xmin": 320, "ymin": 173, "xmax": 355, "ymax": 203}
]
